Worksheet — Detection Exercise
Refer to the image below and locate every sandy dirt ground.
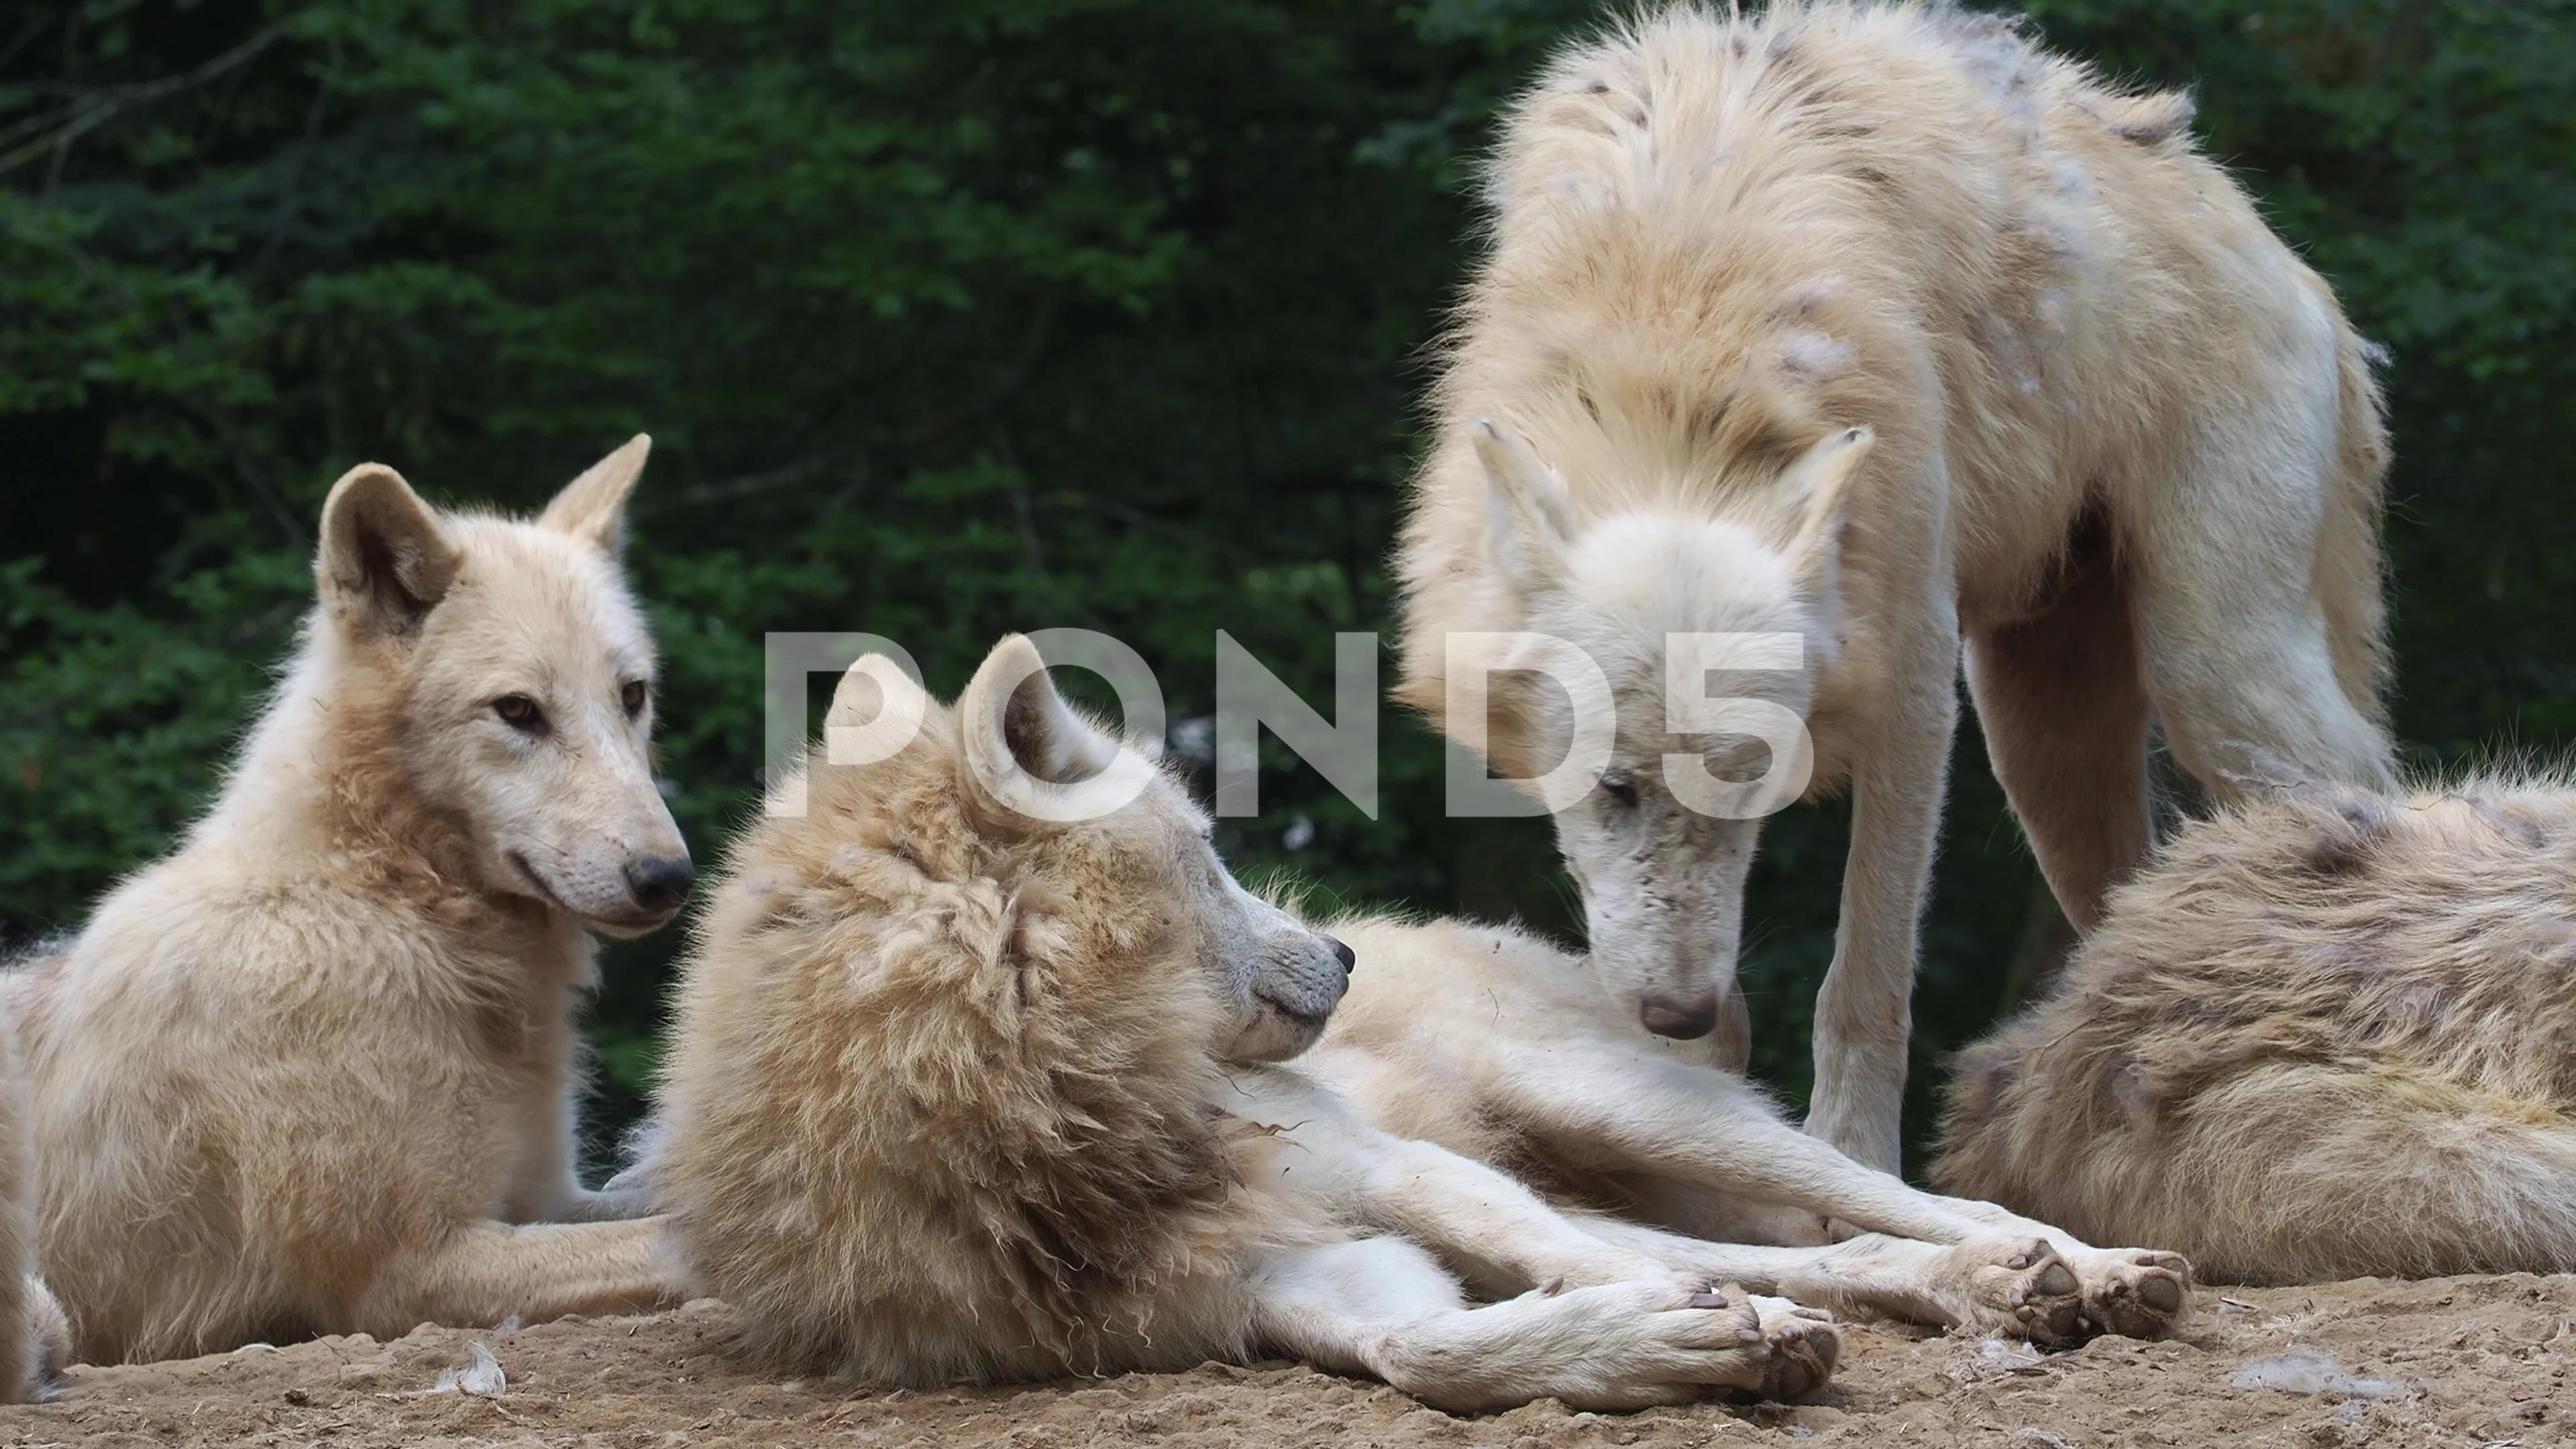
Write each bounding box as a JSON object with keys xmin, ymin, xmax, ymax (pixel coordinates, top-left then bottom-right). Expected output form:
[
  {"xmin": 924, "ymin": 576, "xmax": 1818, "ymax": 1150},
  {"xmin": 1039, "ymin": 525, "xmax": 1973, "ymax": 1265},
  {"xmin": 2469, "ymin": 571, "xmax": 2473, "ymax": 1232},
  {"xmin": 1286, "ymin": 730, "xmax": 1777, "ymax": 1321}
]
[{"xmin": 5, "ymin": 1273, "xmax": 2571, "ymax": 1448}]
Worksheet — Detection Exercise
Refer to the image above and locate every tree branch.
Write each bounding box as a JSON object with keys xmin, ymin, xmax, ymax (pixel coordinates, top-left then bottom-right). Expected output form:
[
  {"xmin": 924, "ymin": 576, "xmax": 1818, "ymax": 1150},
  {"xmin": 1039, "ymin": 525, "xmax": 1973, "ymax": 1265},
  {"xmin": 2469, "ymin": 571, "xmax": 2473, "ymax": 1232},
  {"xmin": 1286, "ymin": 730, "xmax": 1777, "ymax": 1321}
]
[{"xmin": 0, "ymin": 16, "xmax": 296, "ymax": 178}]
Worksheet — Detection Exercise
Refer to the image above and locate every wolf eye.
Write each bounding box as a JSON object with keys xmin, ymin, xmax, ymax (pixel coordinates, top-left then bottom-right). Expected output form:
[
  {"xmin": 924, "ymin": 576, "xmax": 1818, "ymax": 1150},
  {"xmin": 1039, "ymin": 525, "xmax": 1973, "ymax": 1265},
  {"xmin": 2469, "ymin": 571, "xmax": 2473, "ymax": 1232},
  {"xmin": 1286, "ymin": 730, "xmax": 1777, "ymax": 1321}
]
[
  {"xmin": 620, "ymin": 680, "xmax": 649, "ymax": 718},
  {"xmin": 494, "ymin": 694, "xmax": 546, "ymax": 732},
  {"xmin": 1601, "ymin": 771, "xmax": 1640, "ymax": 808}
]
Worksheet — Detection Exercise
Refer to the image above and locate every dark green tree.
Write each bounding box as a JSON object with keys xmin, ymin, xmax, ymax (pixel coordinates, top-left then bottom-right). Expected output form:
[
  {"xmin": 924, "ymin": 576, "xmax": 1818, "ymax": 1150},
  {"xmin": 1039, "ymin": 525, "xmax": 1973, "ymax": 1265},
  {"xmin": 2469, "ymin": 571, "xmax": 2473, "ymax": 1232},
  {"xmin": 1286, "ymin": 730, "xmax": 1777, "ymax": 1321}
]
[{"xmin": 5, "ymin": 0, "xmax": 2569, "ymax": 1168}]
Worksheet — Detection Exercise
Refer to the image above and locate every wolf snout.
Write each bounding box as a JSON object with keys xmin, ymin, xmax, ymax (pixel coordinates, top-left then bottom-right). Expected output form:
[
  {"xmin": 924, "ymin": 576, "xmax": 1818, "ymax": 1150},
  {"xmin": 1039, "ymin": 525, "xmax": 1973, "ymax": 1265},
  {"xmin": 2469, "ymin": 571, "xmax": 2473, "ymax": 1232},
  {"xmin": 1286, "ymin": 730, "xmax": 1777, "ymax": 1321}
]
[
  {"xmin": 1640, "ymin": 991, "xmax": 1720, "ymax": 1040},
  {"xmin": 625, "ymin": 853, "xmax": 697, "ymax": 914},
  {"xmin": 1324, "ymin": 934, "xmax": 1356, "ymax": 973}
]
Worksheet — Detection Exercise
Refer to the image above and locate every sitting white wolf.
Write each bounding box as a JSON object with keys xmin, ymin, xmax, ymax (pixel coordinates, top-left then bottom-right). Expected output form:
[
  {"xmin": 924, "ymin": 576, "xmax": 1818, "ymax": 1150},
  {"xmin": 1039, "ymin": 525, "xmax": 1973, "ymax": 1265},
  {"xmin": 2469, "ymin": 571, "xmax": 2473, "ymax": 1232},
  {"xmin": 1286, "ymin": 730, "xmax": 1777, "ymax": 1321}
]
[
  {"xmin": 631, "ymin": 639, "xmax": 2187, "ymax": 1411},
  {"xmin": 11, "ymin": 438, "xmax": 694, "ymax": 1362},
  {"xmin": 0, "ymin": 1019, "xmax": 67, "ymax": 1399}
]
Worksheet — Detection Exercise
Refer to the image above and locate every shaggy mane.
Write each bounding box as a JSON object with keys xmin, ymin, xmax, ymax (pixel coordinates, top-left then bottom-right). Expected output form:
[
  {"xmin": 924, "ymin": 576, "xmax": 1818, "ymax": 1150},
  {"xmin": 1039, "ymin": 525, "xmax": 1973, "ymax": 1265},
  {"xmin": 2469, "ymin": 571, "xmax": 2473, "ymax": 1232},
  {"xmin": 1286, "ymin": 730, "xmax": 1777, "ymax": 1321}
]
[{"xmin": 664, "ymin": 714, "xmax": 1268, "ymax": 1377}]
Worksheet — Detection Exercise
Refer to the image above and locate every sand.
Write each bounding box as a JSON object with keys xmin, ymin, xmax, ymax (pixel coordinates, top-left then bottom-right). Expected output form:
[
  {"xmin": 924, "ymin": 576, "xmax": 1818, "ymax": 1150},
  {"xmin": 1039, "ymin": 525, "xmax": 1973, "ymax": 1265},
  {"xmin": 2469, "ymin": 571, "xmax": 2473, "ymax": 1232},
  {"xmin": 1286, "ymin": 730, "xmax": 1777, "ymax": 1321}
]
[{"xmin": 5, "ymin": 1274, "xmax": 2567, "ymax": 1448}]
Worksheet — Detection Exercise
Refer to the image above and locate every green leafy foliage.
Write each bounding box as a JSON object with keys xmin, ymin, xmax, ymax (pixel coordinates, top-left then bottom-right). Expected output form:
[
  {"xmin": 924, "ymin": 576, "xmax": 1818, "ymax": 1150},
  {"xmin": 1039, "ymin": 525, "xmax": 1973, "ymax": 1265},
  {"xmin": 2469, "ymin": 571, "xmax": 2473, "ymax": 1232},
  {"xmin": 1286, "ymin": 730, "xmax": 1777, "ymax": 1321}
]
[{"xmin": 5, "ymin": 0, "xmax": 2569, "ymax": 1169}]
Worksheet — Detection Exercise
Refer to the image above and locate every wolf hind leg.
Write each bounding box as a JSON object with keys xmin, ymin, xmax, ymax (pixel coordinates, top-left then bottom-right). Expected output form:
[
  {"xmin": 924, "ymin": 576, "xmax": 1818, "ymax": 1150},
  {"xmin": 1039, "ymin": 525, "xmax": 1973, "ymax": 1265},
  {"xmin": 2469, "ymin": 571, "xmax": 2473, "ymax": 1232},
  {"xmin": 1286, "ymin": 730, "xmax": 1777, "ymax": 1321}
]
[
  {"xmin": 340, "ymin": 1217, "xmax": 685, "ymax": 1339},
  {"xmin": 2129, "ymin": 427, "xmax": 2394, "ymax": 800},
  {"xmin": 1966, "ymin": 506, "xmax": 2154, "ymax": 936},
  {"xmin": 1491, "ymin": 1038, "xmax": 2190, "ymax": 1337}
]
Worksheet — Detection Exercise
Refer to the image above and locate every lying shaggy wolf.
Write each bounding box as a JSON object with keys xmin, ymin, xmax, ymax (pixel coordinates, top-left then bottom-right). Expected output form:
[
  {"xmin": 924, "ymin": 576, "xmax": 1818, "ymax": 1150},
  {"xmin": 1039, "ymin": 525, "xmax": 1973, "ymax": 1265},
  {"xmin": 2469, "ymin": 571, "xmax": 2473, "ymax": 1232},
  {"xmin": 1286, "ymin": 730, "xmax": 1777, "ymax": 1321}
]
[
  {"xmin": 1396, "ymin": 1, "xmax": 2395, "ymax": 1172},
  {"xmin": 645, "ymin": 639, "xmax": 1844, "ymax": 1411},
  {"xmin": 1934, "ymin": 778, "xmax": 2576, "ymax": 1285},
  {"xmin": 1311, "ymin": 916, "xmax": 2190, "ymax": 1346},
  {"xmin": 13, "ymin": 438, "xmax": 694, "ymax": 1362},
  {"xmin": 637, "ymin": 639, "xmax": 2191, "ymax": 1409}
]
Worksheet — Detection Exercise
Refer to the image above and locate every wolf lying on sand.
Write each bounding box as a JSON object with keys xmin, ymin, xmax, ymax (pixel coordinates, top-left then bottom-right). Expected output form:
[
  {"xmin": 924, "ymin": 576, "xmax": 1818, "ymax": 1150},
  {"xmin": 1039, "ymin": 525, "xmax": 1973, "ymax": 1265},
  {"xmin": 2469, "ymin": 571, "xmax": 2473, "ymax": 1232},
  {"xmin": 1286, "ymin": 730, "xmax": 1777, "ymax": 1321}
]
[
  {"xmin": 1311, "ymin": 916, "xmax": 2190, "ymax": 1346},
  {"xmin": 643, "ymin": 639, "xmax": 1841, "ymax": 1411},
  {"xmin": 11, "ymin": 439, "xmax": 694, "ymax": 1362},
  {"xmin": 630, "ymin": 639, "xmax": 2190, "ymax": 1411},
  {"xmin": 1935, "ymin": 776, "xmax": 2576, "ymax": 1285},
  {"xmin": 1397, "ymin": 0, "xmax": 2396, "ymax": 1175}
]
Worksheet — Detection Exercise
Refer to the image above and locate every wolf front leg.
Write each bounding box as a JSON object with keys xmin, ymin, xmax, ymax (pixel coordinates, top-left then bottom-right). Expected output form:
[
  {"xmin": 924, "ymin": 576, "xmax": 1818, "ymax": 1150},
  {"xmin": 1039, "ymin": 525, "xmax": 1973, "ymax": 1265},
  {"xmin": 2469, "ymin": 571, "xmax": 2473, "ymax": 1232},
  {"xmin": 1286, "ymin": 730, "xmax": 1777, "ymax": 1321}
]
[
  {"xmin": 1487, "ymin": 1036, "xmax": 2192, "ymax": 1340},
  {"xmin": 1244, "ymin": 1073, "xmax": 1671, "ymax": 1291},
  {"xmin": 504, "ymin": 1058, "xmax": 655, "ymax": 1224},
  {"xmin": 1248, "ymin": 1238, "xmax": 1795, "ymax": 1411},
  {"xmin": 1803, "ymin": 593, "xmax": 1960, "ymax": 1176},
  {"xmin": 344, "ymin": 1216, "xmax": 686, "ymax": 1338},
  {"xmin": 1566, "ymin": 1214, "xmax": 2113, "ymax": 1346}
]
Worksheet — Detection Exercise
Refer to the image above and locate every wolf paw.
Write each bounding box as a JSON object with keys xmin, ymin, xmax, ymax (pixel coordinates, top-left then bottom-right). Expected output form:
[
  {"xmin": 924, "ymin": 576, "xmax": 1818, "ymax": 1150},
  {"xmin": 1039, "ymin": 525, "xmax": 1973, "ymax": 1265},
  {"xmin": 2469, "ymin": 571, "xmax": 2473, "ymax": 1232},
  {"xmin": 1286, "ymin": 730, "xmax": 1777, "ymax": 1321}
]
[
  {"xmin": 1955, "ymin": 1236, "xmax": 2092, "ymax": 1347},
  {"xmin": 1670, "ymin": 1277, "xmax": 1768, "ymax": 1354},
  {"xmin": 1749, "ymin": 1295, "xmax": 1839, "ymax": 1401},
  {"xmin": 1529, "ymin": 1276, "xmax": 1772, "ymax": 1408},
  {"xmin": 2065, "ymin": 1248, "xmax": 2191, "ymax": 1339}
]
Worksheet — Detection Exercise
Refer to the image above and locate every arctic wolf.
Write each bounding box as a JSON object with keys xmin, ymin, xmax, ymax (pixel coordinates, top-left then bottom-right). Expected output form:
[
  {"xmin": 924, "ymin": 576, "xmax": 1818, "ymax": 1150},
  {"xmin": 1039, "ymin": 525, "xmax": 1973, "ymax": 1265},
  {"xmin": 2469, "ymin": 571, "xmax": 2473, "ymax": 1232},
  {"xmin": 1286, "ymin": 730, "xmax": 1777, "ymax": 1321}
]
[
  {"xmin": 15, "ymin": 438, "xmax": 694, "ymax": 1362},
  {"xmin": 0, "ymin": 1016, "xmax": 66, "ymax": 1399},
  {"xmin": 1309, "ymin": 916, "xmax": 2191, "ymax": 1344},
  {"xmin": 1396, "ymin": 1, "xmax": 2394, "ymax": 1171},
  {"xmin": 1935, "ymin": 776, "xmax": 2576, "ymax": 1285},
  {"xmin": 642, "ymin": 638, "xmax": 1841, "ymax": 1411}
]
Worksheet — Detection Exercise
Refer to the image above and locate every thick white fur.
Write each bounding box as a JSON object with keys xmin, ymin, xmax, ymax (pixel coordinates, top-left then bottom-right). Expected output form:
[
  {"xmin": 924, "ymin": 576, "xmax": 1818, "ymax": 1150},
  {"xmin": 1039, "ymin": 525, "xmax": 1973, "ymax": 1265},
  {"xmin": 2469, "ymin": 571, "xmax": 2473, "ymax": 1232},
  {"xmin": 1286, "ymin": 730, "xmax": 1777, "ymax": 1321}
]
[
  {"xmin": 1936, "ymin": 775, "xmax": 2576, "ymax": 1285},
  {"xmin": 1396, "ymin": 1, "xmax": 2394, "ymax": 1171},
  {"xmin": 1309, "ymin": 916, "xmax": 2191, "ymax": 1345},
  {"xmin": 14, "ymin": 438, "xmax": 692, "ymax": 1362},
  {"xmin": 0, "ymin": 1008, "xmax": 66, "ymax": 1399},
  {"xmin": 637, "ymin": 639, "xmax": 1839, "ymax": 1411}
]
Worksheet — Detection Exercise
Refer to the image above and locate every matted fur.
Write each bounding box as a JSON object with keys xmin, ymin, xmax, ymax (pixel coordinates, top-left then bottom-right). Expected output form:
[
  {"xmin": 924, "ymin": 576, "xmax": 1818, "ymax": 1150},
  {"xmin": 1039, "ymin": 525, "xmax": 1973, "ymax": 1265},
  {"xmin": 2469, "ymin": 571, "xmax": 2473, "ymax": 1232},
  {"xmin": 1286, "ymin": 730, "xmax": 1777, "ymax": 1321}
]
[
  {"xmin": 1395, "ymin": 0, "xmax": 2394, "ymax": 1172},
  {"xmin": 1933, "ymin": 775, "xmax": 2576, "ymax": 1285},
  {"xmin": 651, "ymin": 667, "xmax": 1288, "ymax": 1380},
  {"xmin": 16, "ymin": 440, "xmax": 692, "ymax": 1362}
]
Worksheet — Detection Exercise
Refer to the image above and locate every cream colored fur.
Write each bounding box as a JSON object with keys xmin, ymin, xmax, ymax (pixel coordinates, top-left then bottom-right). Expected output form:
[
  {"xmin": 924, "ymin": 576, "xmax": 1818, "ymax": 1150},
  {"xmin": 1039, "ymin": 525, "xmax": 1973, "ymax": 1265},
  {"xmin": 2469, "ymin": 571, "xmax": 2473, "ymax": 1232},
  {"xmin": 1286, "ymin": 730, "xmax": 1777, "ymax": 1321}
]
[
  {"xmin": 1307, "ymin": 915, "xmax": 2190, "ymax": 1345},
  {"xmin": 637, "ymin": 639, "xmax": 1842, "ymax": 1411},
  {"xmin": 0, "ymin": 1006, "xmax": 67, "ymax": 1399},
  {"xmin": 15, "ymin": 438, "xmax": 694, "ymax": 1362},
  {"xmin": 1395, "ymin": 1, "xmax": 2395, "ymax": 1172},
  {"xmin": 1933, "ymin": 775, "xmax": 2576, "ymax": 1285}
]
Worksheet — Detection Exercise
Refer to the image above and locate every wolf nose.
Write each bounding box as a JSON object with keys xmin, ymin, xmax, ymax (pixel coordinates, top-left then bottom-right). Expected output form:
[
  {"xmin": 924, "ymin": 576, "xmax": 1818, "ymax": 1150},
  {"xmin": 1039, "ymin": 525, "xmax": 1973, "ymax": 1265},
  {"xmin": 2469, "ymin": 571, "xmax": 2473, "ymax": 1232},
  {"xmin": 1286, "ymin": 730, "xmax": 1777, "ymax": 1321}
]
[
  {"xmin": 1324, "ymin": 935, "xmax": 1356, "ymax": 973},
  {"xmin": 626, "ymin": 854, "xmax": 696, "ymax": 913},
  {"xmin": 1640, "ymin": 994, "xmax": 1719, "ymax": 1040}
]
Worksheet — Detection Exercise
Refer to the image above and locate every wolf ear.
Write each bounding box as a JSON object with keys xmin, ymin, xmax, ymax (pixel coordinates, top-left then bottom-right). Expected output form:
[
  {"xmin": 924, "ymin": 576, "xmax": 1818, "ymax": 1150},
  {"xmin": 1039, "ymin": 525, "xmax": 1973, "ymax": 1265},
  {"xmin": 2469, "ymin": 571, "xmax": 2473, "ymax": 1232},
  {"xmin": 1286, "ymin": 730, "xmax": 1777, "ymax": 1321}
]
[
  {"xmin": 961, "ymin": 635, "xmax": 1121, "ymax": 786},
  {"xmin": 957, "ymin": 634, "xmax": 1136, "ymax": 826},
  {"xmin": 1775, "ymin": 426, "xmax": 1872, "ymax": 584},
  {"xmin": 1470, "ymin": 418, "xmax": 1576, "ymax": 597},
  {"xmin": 538, "ymin": 434, "xmax": 651, "ymax": 556},
  {"xmin": 317, "ymin": 464, "xmax": 462, "ymax": 638},
  {"xmin": 822, "ymin": 653, "xmax": 934, "ymax": 767}
]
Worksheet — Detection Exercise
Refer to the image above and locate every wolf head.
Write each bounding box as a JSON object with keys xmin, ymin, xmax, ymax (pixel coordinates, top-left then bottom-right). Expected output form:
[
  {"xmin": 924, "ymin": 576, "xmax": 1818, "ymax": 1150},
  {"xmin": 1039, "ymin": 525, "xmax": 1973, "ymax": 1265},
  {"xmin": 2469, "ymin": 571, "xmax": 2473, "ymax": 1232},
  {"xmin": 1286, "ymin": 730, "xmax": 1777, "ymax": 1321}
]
[
  {"xmin": 641, "ymin": 638, "xmax": 1355, "ymax": 1371},
  {"xmin": 309, "ymin": 437, "xmax": 693, "ymax": 936},
  {"xmin": 824, "ymin": 635, "xmax": 1354, "ymax": 1062},
  {"xmin": 1456, "ymin": 419, "xmax": 1871, "ymax": 1063}
]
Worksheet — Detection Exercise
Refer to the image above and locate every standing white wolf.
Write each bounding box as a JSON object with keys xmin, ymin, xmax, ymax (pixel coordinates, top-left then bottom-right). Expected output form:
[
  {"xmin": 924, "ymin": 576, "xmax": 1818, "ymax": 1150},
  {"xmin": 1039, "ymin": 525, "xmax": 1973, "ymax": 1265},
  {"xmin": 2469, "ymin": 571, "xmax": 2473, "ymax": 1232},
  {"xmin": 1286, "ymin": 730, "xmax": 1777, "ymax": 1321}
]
[
  {"xmin": 11, "ymin": 438, "xmax": 694, "ymax": 1362},
  {"xmin": 1397, "ymin": 1, "xmax": 2395, "ymax": 1170}
]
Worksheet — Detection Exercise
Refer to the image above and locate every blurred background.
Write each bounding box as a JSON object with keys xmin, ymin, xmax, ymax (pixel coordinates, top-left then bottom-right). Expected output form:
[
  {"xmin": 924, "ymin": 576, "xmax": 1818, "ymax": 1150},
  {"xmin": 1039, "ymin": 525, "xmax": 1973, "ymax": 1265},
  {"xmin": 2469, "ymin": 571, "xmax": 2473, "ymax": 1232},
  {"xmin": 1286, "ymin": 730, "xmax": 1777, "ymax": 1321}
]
[{"xmin": 3, "ymin": 0, "xmax": 2570, "ymax": 1173}]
